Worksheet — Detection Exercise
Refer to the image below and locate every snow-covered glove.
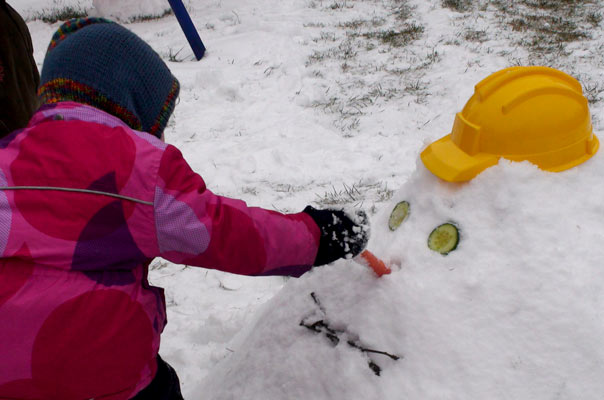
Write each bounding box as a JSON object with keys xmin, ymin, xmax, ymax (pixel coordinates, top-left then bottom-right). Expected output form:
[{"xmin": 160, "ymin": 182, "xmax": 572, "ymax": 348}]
[{"xmin": 303, "ymin": 206, "xmax": 369, "ymax": 266}]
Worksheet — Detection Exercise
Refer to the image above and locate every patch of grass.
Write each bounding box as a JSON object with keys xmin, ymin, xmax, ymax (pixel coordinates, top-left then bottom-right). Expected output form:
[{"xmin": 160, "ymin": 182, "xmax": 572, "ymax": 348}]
[
  {"xmin": 360, "ymin": 23, "xmax": 424, "ymax": 47},
  {"xmin": 311, "ymin": 81, "xmax": 402, "ymax": 124},
  {"xmin": 241, "ymin": 186, "xmax": 259, "ymax": 196},
  {"xmin": 365, "ymin": 83, "xmax": 399, "ymax": 101},
  {"xmin": 491, "ymin": 0, "xmax": 598, "ymax": 60},
  {"xmin": 311, "ymin": 95, "xmax": 362, "ymax": 118},
  {"xmin": 586, "ymin": 11, "xmax": 602, "ymax": 26},
  {"xmin": 386, "ymin": 48, "xmax": 441, "ymax": 75},
  {"xmin": 583, "ymin": 80, "xmax": 604, "ymax": 104},
  {"xmin": 520, "ymin": 0, "xmax": 593, "ymax": 12},
  {"xmin": 306, "ymin": 39, "xmax": 358, "ymax": 65},
  {"xmin": 269, "ymin": 183, "xmax": 308, "ymax": 193},
  {"xmin": 376, "ymin": 183, "xmax": 394, "ymax": 202},
  {"xmin": 317, "ymin": 182, "xmax": 362, "ymax": 205},
  {"xmin": 337, "ymin": 17, "xmax": 386, "ymax": 30},
  {"xmin": 403, "ymin": 79, "xmax": 431, "ymax": 104},
  {"xmin": 31, "ymin": 5, "xmax": 88, "ymax": 23},
  {"xmin": 519, "ymin": 34, "xmax": 569, "ymax": 56},
  {"xmin": 304, "ymin": 21, "xmax": 327, "ymax": 28},
  {"xmin": 314, "ymin": 180, "xmax": 394, "ymax": 208},
  {"xmin": 328, "ymin": 1, "xmax": 353, "ymax": 10},
  {"xmin": 425, "ymin": 48, "xmax": 441, "ymax": 65},
  {"xmin": 442, "ymin": 0, "xmax": 473, "ymax": 12},
  {"xmin": 510, "ymin": 15, "xmax": 589, "ymax": 42},
  {"xmin": 310, "ymin": 94, "xmax": 365, "ymax": 135},
  {"xmin": 464, "ymin": 28, "xmax": 488, "ymax": 42},
  {"xmin": 310, "ymin": 81, "xmax": 407, "ymax": 134},
  {"xmin": 392, "ymin": 3, "xmax": 413, "ymax": 21},
  {"xmin": 129, "ymin": 8, "xmax": 173, "ymax": 23},
  {"xmin": 312, "ymin": 31, "xmax": 338, "ymax": 43},
  {"xmin": 166, "ymin": 47, "xmax": 186, "ymax": 62},
  {"xmin": 404, "ymin": 79, "xmax": 428, "ymax": 95}
]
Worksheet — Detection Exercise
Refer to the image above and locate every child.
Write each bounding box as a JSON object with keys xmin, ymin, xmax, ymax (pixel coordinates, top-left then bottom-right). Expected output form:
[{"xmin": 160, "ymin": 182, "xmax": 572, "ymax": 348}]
[
  {"xmin": 0, "ymin": 18, "xmax": 368, "ymax": 399},
  {"xmin": 0, "ymin": 0, "xmax": 40, "ymax": 136}
]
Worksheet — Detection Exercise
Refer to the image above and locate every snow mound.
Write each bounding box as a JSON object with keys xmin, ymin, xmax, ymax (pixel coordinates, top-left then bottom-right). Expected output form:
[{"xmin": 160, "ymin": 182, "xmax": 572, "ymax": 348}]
[
  {"xmin": 195, "ymin": 147, "xmax": 604, "ymax": 400},
  {"xmin": 91, "ymin": 0, "xmax": 171, "ymax": 23}
]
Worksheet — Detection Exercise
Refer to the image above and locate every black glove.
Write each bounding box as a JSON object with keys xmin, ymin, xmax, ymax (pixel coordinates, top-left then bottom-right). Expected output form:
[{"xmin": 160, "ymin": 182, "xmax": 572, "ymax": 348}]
[{"xmin": 303, "ymin": 206, "xmax": 369, "ymax": 266}]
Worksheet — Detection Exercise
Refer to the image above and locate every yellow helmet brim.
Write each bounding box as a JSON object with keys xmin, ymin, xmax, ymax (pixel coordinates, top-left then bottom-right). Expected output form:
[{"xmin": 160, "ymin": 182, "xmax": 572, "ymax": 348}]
[
  {"xmin": 421, "ymin": 133, "xmax": 600, "ymax": 182},
  {"xmin": 420, "ymin": 135, "xmax": 499, "ymax": 182}
]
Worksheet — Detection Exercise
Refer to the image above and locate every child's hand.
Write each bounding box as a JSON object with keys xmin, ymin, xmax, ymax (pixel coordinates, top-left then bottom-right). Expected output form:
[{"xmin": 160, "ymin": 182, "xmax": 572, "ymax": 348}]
[{"xmin": 303, "ymin": 206, "xmax": 369, "ymax": 266}]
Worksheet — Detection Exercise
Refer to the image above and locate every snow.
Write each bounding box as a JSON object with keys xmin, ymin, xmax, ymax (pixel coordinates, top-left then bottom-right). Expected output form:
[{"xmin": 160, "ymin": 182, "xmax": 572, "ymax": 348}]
[
  {"xmin": 90, "ymin": 0, "xmax": 171, "ymax": 22},
  {"xmin": 16, "ymin": 0, "xmax": 604, "ymax": 398}
]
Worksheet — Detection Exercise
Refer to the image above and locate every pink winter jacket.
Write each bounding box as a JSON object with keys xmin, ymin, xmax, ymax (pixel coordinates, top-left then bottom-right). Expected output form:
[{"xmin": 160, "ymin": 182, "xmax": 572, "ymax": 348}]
[{"xmin": 0, "ymin": 102, "xmax": 320, "ymax": 399}]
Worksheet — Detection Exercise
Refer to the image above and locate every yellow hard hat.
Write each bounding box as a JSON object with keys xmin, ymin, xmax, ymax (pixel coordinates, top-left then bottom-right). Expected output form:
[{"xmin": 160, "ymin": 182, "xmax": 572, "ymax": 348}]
[{"xmin": 421, "ymin": 66, "xmax": 599, "ymax": 182}]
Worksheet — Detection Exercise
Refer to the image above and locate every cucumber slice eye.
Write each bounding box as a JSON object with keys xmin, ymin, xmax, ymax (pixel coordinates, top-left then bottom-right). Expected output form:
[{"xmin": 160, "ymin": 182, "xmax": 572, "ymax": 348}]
[
  {"xmin": 388, "ymin": 201, "xmax": 410, "ymax": 231},
  {"xmin": 428, "ymin": 223, "xmax": 459, "ymax": 255}
]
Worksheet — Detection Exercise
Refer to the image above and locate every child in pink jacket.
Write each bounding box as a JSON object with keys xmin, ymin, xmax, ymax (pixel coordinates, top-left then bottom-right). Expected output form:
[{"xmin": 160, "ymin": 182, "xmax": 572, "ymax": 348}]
[{"xmin": 0, "ymin": 18, "xmax": 368, "ymax": 399}]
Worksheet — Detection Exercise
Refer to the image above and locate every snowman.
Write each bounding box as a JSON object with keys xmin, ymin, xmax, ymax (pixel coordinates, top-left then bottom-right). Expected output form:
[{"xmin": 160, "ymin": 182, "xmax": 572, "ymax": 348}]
[{"xmin": 193, "ymin": 66, "xmax": 604, "ymax": 400}]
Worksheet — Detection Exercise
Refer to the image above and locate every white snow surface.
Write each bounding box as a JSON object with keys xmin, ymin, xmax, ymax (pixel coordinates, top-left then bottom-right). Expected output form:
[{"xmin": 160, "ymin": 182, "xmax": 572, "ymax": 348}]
[
  {"xmin": 14, "ymin": 0, "xmax": 170, "ymax": 22},
  {"xmin": 90, "ymin": 0, "xmax": 171, "ymax": 22},
  {"xmin": 16, "ymin": 0, "xmax": 604, "ymax": 398}
]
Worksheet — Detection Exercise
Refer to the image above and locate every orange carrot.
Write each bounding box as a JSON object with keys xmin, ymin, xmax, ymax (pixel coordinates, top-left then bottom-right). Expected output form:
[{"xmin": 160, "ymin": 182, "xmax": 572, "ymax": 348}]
[{"xmin": 359, "ymin": 250, "xmax": 391, "ymax": 277}]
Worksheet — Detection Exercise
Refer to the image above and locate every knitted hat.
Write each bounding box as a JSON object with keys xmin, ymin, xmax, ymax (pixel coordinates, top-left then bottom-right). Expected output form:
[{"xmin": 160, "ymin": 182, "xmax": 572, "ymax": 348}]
[{"xmin": 38, "ymin": 18, "xmax": 180, "ymax": 138}]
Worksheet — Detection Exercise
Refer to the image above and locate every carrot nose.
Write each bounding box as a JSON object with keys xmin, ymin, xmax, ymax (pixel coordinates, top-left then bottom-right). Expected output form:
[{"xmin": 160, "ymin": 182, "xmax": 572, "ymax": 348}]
[{"xmin": 358, "ymin": 250, "xmax": 391, "ymax": 277}]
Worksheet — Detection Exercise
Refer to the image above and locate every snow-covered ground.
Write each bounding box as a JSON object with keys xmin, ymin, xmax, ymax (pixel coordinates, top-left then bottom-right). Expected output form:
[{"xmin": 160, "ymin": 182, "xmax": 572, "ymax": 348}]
[{"xmin": 15, "ymin": 0, "xmax": 604, "ymax": 398}]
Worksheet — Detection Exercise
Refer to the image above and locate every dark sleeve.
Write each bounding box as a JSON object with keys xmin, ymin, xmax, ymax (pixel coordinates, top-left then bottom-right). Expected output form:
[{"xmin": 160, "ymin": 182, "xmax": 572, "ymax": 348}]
[{"xmin": 0, "ymin": 3, "xmax": 40, "ymax": 137}]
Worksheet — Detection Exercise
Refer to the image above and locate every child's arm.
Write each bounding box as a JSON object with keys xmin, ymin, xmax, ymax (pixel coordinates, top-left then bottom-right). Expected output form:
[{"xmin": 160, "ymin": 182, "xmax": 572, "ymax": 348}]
[{"xmin": 153, "ymin": 145, "xmax": 321, "ymax": 277}]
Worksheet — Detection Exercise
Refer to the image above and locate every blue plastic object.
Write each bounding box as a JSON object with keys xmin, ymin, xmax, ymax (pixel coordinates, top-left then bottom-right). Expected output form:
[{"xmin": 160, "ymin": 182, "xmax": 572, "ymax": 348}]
[{"xmin": 167, "ymin": 0, "xmax": 206, "ymax": 60}]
